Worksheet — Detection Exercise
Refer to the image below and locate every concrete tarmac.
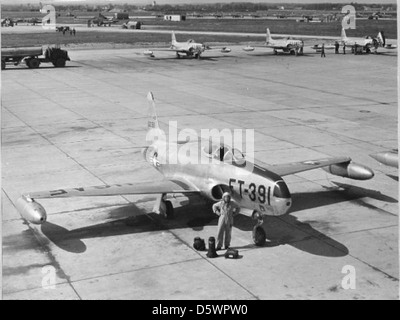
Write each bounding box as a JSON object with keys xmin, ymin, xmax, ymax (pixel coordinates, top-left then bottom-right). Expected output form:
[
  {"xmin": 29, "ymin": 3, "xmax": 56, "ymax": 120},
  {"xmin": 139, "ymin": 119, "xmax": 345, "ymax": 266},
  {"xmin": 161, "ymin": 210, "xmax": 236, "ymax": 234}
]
[{"xmin": 2, "ymin": 45, "xmax": 398, "ymax": 300}]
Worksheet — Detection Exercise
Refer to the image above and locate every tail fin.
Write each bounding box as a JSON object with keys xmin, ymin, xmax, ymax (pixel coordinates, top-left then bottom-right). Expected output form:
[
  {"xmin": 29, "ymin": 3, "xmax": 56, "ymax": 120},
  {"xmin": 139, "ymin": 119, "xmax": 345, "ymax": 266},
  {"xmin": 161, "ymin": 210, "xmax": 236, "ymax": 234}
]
[
  {"xmin": 147, "ymin": 92, "xmax": 159, "ymax": 132},
  {"xmin": 144, "ymin": 92, "xmax": 164, "ymax": 162},
  {"xmin": 341, "ymin": 28, "xmax": 347, "ymax": 40},
  {"xmin": 377, "ymin": 31, "xmax": 386, "ymax": 46},
  {"xmin": 171, "ymin": 31, "xmax": 177, "ymax": 45},
  {"xmin": 266, "ymin": 28, "xmax": 272, "ymax": 43}
]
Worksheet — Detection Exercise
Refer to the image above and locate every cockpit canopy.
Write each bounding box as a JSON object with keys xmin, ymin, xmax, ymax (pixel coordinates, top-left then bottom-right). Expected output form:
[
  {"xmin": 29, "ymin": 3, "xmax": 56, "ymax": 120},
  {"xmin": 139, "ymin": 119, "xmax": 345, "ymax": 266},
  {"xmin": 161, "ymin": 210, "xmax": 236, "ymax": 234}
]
[{"xmin": 203, "ymin": 143, "xmax": 246, "ymax": 166}]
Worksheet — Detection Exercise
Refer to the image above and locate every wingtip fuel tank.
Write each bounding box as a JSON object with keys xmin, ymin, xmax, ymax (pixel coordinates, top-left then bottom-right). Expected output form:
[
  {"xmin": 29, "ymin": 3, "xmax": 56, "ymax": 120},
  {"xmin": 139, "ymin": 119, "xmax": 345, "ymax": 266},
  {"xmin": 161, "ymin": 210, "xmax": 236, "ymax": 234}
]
[
  {"xmin": 370, "ymin": 151, "xmax": 398, "ymax": 168},
  {"xmin": 323, "ymin": 162, "xmax": 374, "ymax": 180},
  {"xmin": 15, "ymin": 196, "xmax": 47, "ymax": 224},
  {"xmin": 243, "ymin": 46, "xmax": 255, "ymax": 52}
]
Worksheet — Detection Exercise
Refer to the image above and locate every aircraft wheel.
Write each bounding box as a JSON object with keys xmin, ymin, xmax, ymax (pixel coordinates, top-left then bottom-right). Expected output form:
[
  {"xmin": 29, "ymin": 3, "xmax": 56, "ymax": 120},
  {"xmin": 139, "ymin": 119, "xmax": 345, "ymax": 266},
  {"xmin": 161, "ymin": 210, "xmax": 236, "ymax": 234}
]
[
  {"xmin": 273, "ymin": 50, "xmax": 278, "ymax": 55},
  {"xmin": 1, "ymin": 60, "xmax": 5, "ymax": 70},
  {"xmin": 253, "ymin": 226, "xmax": 266, "ymax": 246},
  {"xmin": 165, "ymin": 200, "xmax": 174, "ymax": 219}
]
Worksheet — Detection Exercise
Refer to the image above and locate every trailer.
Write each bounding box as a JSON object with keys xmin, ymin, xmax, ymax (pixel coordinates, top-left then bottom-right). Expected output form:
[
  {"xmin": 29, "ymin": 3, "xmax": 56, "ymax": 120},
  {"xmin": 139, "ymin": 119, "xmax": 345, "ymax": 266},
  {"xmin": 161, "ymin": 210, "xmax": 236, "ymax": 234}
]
[{"xmin": 1, "ymin": 46, "xmax": 70, "ymax": 70}]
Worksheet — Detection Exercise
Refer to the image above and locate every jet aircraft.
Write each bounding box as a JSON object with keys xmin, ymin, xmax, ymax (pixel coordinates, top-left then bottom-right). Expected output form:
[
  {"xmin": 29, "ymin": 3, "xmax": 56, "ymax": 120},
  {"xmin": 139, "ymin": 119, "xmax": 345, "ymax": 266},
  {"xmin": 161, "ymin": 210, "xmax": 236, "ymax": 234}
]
[
  {"xmin": 340, "ymin": 28, "xmax": 396, "ymax": 53},
  {"xmin": 243, "ymin": 28, "xmax": 304, "ymax": 55},
  {"xmin": 144, "ymin": 31, "xmax": 231, "ymax": 59},
  {"xmin": 16, "ymin": 93, "xmax": 375, "ymax": 246}
]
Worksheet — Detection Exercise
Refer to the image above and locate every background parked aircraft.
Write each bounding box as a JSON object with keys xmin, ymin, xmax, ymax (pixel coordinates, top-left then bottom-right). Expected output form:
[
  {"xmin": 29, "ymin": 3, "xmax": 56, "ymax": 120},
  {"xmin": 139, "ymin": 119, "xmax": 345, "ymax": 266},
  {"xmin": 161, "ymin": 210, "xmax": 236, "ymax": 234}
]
[
  {"xmin": 144, "ymin": 31, "xmax": 231, "ymax": 59},
  {"xmin": 243, "ymin": 28, "xmax": 304, "ymax": 55}
]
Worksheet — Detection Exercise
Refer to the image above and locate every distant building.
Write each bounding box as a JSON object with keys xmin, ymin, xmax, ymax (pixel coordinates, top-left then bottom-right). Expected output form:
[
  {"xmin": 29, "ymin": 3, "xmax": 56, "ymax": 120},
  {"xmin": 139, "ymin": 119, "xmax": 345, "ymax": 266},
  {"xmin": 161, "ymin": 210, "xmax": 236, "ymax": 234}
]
[
  {"xmin": 109, "ymin": 8, "xmax": 128, "ymax": 13},
  {"xmin": 114, "ymin": 12, "xmax": 129, "ymax": 20},
  {"xmin": 164, "ymin": 15, "xmax": 186, "ymax": 22}
]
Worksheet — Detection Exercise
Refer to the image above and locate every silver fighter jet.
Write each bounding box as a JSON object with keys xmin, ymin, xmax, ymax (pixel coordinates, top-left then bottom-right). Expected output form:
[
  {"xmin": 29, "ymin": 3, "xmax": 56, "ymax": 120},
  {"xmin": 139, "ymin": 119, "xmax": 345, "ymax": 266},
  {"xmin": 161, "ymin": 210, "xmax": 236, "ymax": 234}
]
[
  {"xmin": 243, "ymin": 28, "xmax": 304, "ymax": 56},
  {"xmin": 16, "ymin": 92, "xmax": 375, "ymax": 246},
  {"xmin": 143, "ymin": 31, "xmax": 231, "ymax": 59}
]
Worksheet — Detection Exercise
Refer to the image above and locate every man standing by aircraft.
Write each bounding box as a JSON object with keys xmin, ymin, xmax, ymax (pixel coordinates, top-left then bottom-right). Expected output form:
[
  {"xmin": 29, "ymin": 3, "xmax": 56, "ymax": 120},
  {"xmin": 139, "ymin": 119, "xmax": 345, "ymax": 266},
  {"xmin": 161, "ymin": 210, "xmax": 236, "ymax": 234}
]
[
  {"xmin": 213, "ymin": 192, "xmax": 241, "ymax": 250},
  {"xmin": 321, "ymin": 43, "xmax": 326, "ymax": 57}
]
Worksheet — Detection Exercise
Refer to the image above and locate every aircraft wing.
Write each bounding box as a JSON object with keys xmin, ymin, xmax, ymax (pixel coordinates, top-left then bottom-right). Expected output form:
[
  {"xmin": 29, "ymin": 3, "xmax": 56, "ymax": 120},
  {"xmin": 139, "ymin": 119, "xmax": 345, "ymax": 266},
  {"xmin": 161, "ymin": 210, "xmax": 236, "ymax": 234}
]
[
  {"xmin": 245, "ymin": 44, "xmax": 301, "ymax": 51},
  {"xmin": 260, "ymin": 156, "xmax": 352, "ymax": 177},
  {"xmin": 143, "ymin": 48, "xmax": 189, "ymax": 56},
  {"xmin": 23, "ymin": 180, "xmax": 200, "ymax": 200},
  {"xmin": 206, "ymin": 46, "xmax": 231, "ymax": 53},
  {"xmin": 146, "ymin": 48, "xmax": 180, "ymax": 52},
  {"xmin": 311, "ymin": 44, "xmax": 336, "ymax": 50}
]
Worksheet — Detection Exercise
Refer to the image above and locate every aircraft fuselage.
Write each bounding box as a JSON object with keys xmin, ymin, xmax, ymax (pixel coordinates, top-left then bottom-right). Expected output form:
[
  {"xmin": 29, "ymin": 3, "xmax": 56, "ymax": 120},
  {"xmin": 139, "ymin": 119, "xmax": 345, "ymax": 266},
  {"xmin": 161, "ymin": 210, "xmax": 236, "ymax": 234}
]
[{"xmin": 144, "ymin": 140, "xmax": 292, "ymax": 217}]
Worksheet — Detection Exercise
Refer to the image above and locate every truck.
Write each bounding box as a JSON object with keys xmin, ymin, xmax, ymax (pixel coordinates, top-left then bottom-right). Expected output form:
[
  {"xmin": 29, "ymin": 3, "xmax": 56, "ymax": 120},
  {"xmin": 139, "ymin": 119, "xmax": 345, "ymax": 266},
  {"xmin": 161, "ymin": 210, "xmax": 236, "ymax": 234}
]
[{"xmin": 1, "ymin": 46, "xmax": 70, "ymax": 70}]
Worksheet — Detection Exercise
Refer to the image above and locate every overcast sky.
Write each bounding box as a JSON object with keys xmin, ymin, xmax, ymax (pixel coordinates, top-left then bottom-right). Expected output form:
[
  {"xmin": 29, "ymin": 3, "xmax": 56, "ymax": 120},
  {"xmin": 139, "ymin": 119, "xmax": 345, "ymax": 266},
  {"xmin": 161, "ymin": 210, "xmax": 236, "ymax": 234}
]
[{"xmin": 2, "ymin": 0, "xmax": 397, "ymax": 5}]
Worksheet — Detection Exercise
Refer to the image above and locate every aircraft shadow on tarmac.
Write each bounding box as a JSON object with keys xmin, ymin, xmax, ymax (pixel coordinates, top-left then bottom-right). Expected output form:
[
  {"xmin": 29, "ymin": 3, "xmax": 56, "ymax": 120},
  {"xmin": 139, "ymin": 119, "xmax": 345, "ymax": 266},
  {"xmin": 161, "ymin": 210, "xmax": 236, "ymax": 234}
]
[
  {"xmin": 246, "ymin": 53, "xmax": 314, "ymax": 58},
  {"xmin": 386, "ymin": 174, "xmax": 398, "ymax": 182},
  {"xmin": 2, "ymin": 66, "xmax": 81, "ymax": 71},
  {"xmin": 148, "ymin": 55, "xmax": 238, "ymax": 62},
  {"xmin": 40, "ymin": 182, "xmax": 396, "ymax": 256}
]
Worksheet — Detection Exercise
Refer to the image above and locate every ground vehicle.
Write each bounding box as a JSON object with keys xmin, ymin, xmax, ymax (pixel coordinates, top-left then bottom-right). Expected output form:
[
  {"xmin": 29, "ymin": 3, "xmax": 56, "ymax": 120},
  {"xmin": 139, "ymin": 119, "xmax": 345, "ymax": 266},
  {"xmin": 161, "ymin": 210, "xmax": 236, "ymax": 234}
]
[{"xmin": 1, "ymin": 46, "xmax": 70, "ymax": 70}]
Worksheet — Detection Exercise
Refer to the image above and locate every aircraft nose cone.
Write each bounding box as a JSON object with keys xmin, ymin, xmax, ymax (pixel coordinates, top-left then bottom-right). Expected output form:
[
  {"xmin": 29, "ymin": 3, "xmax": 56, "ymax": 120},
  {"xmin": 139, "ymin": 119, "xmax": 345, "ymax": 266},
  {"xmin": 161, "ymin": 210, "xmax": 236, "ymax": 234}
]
[{"xmin": 273, "ymin": 198, "xmax": 292, "ymax": 216}]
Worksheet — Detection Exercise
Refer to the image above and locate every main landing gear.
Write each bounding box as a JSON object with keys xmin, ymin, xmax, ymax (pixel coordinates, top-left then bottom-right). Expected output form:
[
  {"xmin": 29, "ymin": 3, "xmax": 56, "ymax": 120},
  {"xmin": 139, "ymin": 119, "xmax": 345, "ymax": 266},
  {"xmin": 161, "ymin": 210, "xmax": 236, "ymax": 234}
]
[
  {"xmin": 154, "ymin": 194, "xmax": 174, "ymax": 219},
  {"xmin": 164, "ymin": 200, "xmax": 174, "ymax": 219},
  {"xmin": 252, "ymin": 211, "xmax": 266, "ymax": 246}
]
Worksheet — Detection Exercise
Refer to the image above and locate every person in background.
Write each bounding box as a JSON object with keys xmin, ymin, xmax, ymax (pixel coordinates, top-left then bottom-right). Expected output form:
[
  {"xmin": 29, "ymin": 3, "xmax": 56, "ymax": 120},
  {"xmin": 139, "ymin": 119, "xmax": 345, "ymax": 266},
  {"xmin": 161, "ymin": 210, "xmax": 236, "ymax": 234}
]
[{"xmin": 335, "ymin": 41, "xmax": 339, "ymax": 54}]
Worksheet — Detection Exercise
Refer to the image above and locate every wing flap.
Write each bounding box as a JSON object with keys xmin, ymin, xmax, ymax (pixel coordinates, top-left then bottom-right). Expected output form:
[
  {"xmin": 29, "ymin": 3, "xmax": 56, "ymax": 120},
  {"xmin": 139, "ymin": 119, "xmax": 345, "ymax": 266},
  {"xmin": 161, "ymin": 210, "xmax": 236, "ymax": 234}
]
[
  {"xmin": 24, "ymin": 180, "xmax": 200, "ymax": 200},
  {"xmin": 260, "ymin": 157, "xmax": 352, "ymax": 177}
]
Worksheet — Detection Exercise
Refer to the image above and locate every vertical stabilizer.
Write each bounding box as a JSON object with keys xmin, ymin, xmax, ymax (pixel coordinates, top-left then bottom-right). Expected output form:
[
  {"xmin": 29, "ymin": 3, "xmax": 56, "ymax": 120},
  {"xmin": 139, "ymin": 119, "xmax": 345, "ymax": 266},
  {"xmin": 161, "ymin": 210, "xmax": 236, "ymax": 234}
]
[
  {"xmin": 266, "ymin": 28, "xmax": 272, "ymax": 43},
  {"xmin": 341, "ymin": 28, "xmax": 348, "ymax": 41}
]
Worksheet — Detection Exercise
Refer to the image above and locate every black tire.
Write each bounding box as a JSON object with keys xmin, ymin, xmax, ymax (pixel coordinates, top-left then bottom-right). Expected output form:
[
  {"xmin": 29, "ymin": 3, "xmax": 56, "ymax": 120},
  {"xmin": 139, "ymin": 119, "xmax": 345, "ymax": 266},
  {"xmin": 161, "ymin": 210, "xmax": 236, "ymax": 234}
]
[
  {"xmin": 165, "ymin": 200, "xmax": 174, "ymax": 219},
  {"xmin": 1, "ymin": 60, "xmax": 5, "ymax": 70},
  {"xmin": 28, "ymin": 59, "xmax": 40, "ymax": 69},
  {"xmin": 53, "ymin": 58, "xmax": 66, "ymax": 68},
  {"xmin": 252, "ymin": 226, "xmax": 266, "ymax": 246}
]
